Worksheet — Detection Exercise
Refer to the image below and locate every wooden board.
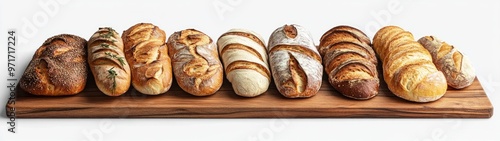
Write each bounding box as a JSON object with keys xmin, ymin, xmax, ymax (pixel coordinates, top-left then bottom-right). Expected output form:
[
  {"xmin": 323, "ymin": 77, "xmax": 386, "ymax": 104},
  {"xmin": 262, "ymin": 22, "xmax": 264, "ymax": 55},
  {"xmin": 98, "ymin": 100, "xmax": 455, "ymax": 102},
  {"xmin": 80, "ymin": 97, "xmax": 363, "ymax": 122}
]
[{"xmin": 6, "ymin": 76, "xmax": 493, "ymax": 118}]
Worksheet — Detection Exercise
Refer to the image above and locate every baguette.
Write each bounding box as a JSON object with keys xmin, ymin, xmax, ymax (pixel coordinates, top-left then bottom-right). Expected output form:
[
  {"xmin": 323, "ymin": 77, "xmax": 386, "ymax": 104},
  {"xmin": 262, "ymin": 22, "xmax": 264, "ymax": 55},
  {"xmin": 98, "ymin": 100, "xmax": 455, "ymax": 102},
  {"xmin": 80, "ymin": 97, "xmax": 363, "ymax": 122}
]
[
  {"xmin": 373, "ymin": 26, "xmax": 447, "ymax": 102},
  {"xmin": 268, "ymin": 24, "xmax": 323, "ymax": 98},
  {"xmin": 319, "ymin": 25, "xmax": 379, "ymax": 99},
  {"xmin": 20, "ymin": 34, "xmax": 88, "ymax": 96},
  {"xmin": 418, "ymin": 36, "xmax": 475, "ymax": 89},
  {"xmin": 122, "ymin": 23, "xmax": 173, "ymax": 95},
  {"xmin": 167, "ymin": 29, "xmax": 223, "ymax": 96},
  {"xmin": 217, "ymin": 29, "xmax": 271, "ymax": 97},
  {"xmin": 88, "ymin": 27, "xmax": 131, "ymax": 96}
]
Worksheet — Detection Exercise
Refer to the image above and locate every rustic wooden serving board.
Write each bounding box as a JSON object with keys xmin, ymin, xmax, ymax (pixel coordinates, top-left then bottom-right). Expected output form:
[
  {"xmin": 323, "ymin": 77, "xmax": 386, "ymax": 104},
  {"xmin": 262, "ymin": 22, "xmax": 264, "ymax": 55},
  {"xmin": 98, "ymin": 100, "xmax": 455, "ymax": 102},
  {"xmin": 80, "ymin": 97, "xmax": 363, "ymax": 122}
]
[{"xmin": 6, "ymin": 76, "xmax": 493, "ymax": 118}]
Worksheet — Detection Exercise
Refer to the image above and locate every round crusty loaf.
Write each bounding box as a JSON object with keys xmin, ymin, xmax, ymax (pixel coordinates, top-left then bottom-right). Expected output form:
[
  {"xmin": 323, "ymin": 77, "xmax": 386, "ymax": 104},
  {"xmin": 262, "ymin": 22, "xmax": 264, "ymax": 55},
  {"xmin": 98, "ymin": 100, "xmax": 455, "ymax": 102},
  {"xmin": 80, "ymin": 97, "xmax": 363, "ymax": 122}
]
[
  {"xmin": 217, "ymin": 29, "xmax": 271, "ymax": 97},
  {"xmin": 167, "ymin": 29, "xmax": 224, "ymax": 96},
  {"xmin": 319, "ymin": 25, "xmax": 379, "ymax": 100},
  {"xmin": 122, "ymin": 23, "xmax": 173, "ymax": 95},
  {"xmin": 268, "ymin": 24, "xmax": 323, "ymax": 98},
  {"xmin": 88, "ymin": 27, "xmax": 131, "ymax": 96},
  {"xmin": 373, "ymin": 26, "xmax": 447, "ymax": 102},
  {"xmin": 20, "ymin": 34, "xmax": 88, "ymax": 96},
  {"xmin": 418, "ymin": 36, "xmax": 476, "ymax": 89}
]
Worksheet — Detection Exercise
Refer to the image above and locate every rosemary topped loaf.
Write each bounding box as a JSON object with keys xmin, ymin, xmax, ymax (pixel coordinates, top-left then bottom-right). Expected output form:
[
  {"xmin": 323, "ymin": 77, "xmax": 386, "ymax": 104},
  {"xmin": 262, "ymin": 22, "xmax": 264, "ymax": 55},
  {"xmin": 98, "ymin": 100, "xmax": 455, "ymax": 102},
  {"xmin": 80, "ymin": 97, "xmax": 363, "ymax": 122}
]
[{"xmin": 88, "ymin": 27, "xmax": 131, "ymax": 96}]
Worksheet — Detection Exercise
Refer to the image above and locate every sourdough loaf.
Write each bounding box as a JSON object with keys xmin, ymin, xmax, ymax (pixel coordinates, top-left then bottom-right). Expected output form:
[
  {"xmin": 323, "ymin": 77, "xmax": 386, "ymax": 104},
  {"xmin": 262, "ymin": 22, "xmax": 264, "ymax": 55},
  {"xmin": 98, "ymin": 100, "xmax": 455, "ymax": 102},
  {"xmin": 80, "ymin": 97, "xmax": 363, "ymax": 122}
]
[
  {"xmin": 268, "ymin": 24, "xmax": 323, "ymax": 98},
  {"xmin": 167, "ymin": 29, "xmax": 223, "ymax": 96}
]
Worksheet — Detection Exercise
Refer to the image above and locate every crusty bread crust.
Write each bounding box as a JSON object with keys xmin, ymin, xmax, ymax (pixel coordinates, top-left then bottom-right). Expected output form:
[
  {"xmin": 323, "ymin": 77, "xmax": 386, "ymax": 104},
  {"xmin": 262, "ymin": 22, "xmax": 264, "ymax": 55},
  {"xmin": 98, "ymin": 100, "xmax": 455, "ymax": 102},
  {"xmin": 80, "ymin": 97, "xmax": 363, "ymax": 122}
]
[
  {"xmin": 418, "ymin": 36, "xmax": 475, "ymax": 89},
  {"xmin": 167, "ymin": 29, "xmax": 223, "ymax": 96},
  {"xmin": 319, "ymin": 25, "xmax": 379, "ymax": 100},
  {"xmin": 373, "ymin": 26, "xmax": 447, "ymax": 102},
  {"xmin": 268, "ymin": 24, "xmax": 323, "ymax": 98},
  {"xmin": 88, "ymin": 27, "xmax": 131, "ymax": 96},
  {"xmin": 20, "ymin": 34, "xmax": 88, "ymax": 96},
  {"xmin": 122, "ymin": 23, "xmax": 172, "ymax": 95}
]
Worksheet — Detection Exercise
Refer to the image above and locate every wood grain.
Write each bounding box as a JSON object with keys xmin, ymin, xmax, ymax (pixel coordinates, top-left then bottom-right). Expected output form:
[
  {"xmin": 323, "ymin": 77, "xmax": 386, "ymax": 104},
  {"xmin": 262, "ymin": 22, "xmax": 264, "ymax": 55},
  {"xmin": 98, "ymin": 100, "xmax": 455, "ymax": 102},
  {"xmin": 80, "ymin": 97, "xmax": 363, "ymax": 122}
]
[{"xmin": 5, "ymin": 74, "xmax": 493, "ymax": 118}]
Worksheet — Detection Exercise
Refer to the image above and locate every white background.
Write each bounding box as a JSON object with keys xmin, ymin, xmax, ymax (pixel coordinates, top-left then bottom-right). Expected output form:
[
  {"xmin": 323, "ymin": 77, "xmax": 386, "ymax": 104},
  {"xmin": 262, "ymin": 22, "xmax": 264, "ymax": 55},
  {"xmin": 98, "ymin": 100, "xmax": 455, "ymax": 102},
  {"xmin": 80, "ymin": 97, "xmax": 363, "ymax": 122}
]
[{"xmin": 1, "ymin": 0, "xmax": 499, "ymax": 141}]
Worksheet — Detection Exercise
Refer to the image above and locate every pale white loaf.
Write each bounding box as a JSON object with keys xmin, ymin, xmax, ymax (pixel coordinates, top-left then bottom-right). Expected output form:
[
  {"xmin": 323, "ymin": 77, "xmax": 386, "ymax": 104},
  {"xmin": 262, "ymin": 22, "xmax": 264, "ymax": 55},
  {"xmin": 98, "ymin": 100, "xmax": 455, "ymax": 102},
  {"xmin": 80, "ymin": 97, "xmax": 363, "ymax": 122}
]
[{"xmin": 217, "ymin": 29, "xmax": 271, "ymax": 97}]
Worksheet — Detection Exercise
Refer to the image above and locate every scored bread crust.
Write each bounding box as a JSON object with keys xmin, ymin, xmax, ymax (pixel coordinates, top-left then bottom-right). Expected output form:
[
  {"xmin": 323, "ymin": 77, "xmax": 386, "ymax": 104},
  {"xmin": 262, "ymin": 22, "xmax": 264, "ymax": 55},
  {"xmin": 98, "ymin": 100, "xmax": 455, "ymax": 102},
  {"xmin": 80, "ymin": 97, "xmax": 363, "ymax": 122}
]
[
  {"xmin": 418, "ymin": 36, "xmax": 475, "ymax": 89},
  {"xmin": 319, "ymin": 25, "xmax": 379, "ymax": 100},
  {"xmin": 373, "ymin": 26, "xmax": 447, "ymax": 102},
  {"xmin": 268, "ymin": 24, "xmax": 323, "ymax": 98},
  {"xmin": 217, "ymin": 29, "xmax": 271, "ymax": 97},
  {"xmin": 88, "ymin": 27, "xmax": 131, "ymax": 96},
  {"xmin": 167, "ymin": 29, "xmax": 223, "ymax": 96},
  {"xmin": 122, "ymin": 23, "xmax": 172, "ymax": 95},
  {"xmin": 20, "ymin": 34, "xmax": 88, "ymax": 96}
]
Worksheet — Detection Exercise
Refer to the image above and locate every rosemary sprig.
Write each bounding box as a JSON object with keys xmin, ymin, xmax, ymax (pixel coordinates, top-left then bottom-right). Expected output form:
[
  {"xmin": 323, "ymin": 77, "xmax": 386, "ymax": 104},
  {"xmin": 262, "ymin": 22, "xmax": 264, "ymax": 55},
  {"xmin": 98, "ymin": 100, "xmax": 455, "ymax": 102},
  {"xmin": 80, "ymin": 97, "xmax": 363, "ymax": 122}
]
[
  {"xmin": 100, "ymin": 31, "xmax": 114, "ymax": 38},
  {"xmin": 104, "ymin": 27, "xmax": 116, "ymax": 33},
  {"xmin": 107, "ymin": 67, "xmax": 118, "ymax": 94},
  {"xmin": 100, "ymin": 43, "xmax": 111, "ymax": 48},
  {"xmin": 99, "ymin": 27, "xmax": 117, "ymax": 42},
  {"xmin": 105, "ymin": 52, "xmax": 126, "ymax": 66}
]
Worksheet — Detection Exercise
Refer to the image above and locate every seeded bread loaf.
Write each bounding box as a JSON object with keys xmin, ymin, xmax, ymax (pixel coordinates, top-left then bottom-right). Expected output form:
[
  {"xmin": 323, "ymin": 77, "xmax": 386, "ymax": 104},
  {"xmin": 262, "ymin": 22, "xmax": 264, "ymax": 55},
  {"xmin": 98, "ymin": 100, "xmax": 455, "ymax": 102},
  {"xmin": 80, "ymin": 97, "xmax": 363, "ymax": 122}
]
[{"xmin": 20, "ymin": 34, "xmax": 88, "ymax": 96}]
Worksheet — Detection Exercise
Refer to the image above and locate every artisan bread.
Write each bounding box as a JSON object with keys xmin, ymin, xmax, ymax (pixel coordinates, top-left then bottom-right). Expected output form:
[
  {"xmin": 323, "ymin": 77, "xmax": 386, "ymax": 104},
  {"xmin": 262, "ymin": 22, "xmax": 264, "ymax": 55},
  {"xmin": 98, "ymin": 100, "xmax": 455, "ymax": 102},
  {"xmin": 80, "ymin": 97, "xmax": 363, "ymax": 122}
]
[
  {"xmin": 88, "ymin": 27, "xmax": 131, "ymax": 96},
  {"xmin": 122, "ymin": 23, "xmax": 172, "ymax": 95},
  {"xmin": 268, "ymin": 24, "xmax": 323, "ymax": 98},
  {"xmin": 167, "ymin": 29, "xmax": 223, "ymax": 96},
  {"xmin": 319, "ymin": 25, "xmax": 379, "ymax": 100},
  {"xmin": 373, "ymin": 26, "xmax": 447, "ymax": 102},
  {"xmin": 418, "ymin": 36, "xmax": 475, "ymax": 89},
  {"xmin": 20, "ymin": 34, "xmax": 88, "ymax": 96},
  {"xmin": 217, "ymin": 29, "xmax": 270, "ymax": 97}
]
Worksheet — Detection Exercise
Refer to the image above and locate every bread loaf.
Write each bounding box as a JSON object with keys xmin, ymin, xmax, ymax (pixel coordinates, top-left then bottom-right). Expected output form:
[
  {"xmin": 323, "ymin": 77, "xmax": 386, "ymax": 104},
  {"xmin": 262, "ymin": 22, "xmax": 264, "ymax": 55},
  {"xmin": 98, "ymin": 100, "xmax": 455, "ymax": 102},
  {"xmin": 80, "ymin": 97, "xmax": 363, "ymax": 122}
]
[
  {"xmin": 217, "ymin": 29, "xmax": 270, "ymax": 97},
  {"xmin": 373, "ymin": 26, "xmax": 447, "ymax": 102},
  {"xmin": 268, "ymin": 24, "xmax": 323, "ymax": 98},
  {"xmin": 319, "ymin": 25, "xmax": 379, "ymax": 100},
  {"xmin": 167, "ymin": 29, "xmax": 223, "ymax": 96},
  {"xmin": 20, "ymin": 34, "xmax": 88, "ymax": 96},
  {"xmin": 418, "ymin": 36, "xmax": 475, "ymax": 89},
  {"xmin": 122, "ymin": 23, "xmax": 172, "ymax": 95},
  {"xmin": 88, "ymin": 27, "xmax": 131, "ymax": 96}
]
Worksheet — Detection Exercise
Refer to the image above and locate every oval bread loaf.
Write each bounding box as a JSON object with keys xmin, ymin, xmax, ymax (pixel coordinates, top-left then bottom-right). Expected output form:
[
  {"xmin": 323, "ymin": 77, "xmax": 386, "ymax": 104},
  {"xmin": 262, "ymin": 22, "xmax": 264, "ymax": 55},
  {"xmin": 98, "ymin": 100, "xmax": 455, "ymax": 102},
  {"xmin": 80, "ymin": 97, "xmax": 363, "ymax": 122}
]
[
  {"xmin": 20, "ymin": 34, "xmax": 88, "ymax": 96},
  {"xmin": 217, "ymin": 29, "xmax": 271, "ymax": 97},
  {"xmin": 167, "ymin": 29, "xmax": 224, "ymax": 96},
  {"xmin": 373, "ymin": 26, "xmax": 447, "ymax": 102},
  {"xmin": 88, "ymin": 27, "xmax": 131, "ymax": 96},
  {"xmin": 319, "ymin": 25, "xmax": 379, "ymax": 100},
  {"xmin": 122, "ymin": 23, "xmax": 173, "ymax": 95},
  {"xmin": 268, "ymin": 24, "xmax": 323, "ymax": 98},
  {"xmin": 418, "ymin": 36, "xmax": 475, "ymax": 89}
]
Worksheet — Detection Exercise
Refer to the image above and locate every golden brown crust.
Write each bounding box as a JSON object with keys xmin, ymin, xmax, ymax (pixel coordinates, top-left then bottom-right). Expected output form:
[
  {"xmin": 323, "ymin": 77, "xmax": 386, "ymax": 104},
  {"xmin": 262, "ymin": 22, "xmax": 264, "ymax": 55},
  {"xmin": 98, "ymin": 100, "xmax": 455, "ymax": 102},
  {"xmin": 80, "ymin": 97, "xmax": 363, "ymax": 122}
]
[
  {"xmin": 20, "ymin": 34, "xmax": 88, "ymax": 96},
  {"xmin": 418, "ymin": 36, "xmax": 476, "ymax": 89},
  {"xmin": 167, "ymin": 29, "xmax": 223, "ymax": 96},
  {"xmin": 373, "ymin": 26, "xmax": 447, "ymax": 102},
  {"xmin": 319, "ymin": 25, "xmax": 379, "ymax": 100},
  {"xmin": 88, "ymin": 27, "xmax": 131, "ymax": 96},
  {"xmin": 122, "ymin": 23, "xmax": 172, "ymax": 95}
]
